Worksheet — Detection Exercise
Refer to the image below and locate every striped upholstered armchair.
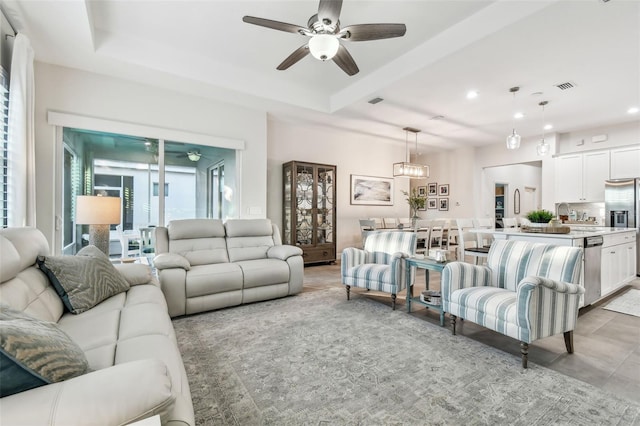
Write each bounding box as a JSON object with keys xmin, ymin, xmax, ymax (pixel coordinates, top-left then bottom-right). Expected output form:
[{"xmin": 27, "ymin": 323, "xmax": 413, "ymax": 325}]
[
  {"xmin": 341, "ymin": 231, "xmax": 417, "ymax": 310},
  {"xmin": 442, "ymin": 240, "xmax": 584, "ymax": 368}
]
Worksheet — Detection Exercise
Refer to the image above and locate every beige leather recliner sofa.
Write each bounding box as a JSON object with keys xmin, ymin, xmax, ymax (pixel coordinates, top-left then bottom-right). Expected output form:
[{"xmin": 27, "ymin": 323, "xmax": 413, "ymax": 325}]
[
  {"xmin": 154, "ymin": 218, "xmax": 304, "ymax": 317},
  {"xmin": 0, "ymin": 227, "xmax": 194, "ymax": 426}
]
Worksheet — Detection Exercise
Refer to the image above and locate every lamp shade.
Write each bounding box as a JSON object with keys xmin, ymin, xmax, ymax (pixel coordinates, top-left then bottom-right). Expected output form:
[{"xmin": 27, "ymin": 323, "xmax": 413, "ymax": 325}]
[
  {"xmin": 308, "ymin": 35, "xmax": 339, "ymax": 61},
  {"xmin": 393, "ymin": 162, "xmax": 430, "ymax": 178},
  {"xmin": 76, "ymin": 196, "xmax": 121, "ymax": 225}
]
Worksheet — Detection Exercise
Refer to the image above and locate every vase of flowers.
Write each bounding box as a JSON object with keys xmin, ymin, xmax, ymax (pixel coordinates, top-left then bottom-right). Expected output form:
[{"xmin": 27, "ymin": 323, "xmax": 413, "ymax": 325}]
[{"xmin": 402, "ymin": 188, "xmax": 426, "ymax": 228}]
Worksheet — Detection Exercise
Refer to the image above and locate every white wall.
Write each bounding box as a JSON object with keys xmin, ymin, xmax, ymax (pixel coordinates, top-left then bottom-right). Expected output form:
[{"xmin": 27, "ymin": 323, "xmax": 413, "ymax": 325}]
[
  {"xmin": 483, "ymin": 163, "xmax": 542, "ymax": 220},
  {"xmin": 267, "ymin": 118, "xmax": 413, "ymax": 253},
  {"xmin": 34, "ymin": 62, "xmax": 268, "ymax": 251},
  {"xmin": 557, "ymin": 120, "xmax": 640, "ymax": 154}
]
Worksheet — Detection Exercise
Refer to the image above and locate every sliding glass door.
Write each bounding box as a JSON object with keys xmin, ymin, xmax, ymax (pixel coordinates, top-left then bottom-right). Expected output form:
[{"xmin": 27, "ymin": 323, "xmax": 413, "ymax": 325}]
[{"xmin": 62, "ymin": 128, "xmax": 236, "ymax": 256}]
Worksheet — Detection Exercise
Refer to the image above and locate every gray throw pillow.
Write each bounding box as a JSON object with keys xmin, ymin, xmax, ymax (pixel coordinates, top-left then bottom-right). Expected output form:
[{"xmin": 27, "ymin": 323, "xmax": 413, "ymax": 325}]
[
  {"xmin": 37, "ymin": 245, "xmax": 130, "ymax": 314},
  {"xmin": 0, "ymin": 305, "xmax": 91, "ymax": 397}
]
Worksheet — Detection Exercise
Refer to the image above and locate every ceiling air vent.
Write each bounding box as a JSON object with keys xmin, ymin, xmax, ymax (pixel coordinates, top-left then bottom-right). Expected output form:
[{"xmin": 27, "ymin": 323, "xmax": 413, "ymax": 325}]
[
  {"xmin": 555, "ymin": 81, "xmax": 577, "ymax": 90},
  {"xmin": 368, "ymin": 97, "xmax": 384, "ymax": 104}
]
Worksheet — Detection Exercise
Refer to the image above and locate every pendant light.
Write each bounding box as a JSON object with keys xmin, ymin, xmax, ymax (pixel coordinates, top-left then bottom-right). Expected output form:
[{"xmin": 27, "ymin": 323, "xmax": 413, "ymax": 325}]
[
  {"xmin": 506, "ymin": 86, "xmax": 521, "ymax": 150},
  {"xmin": 536, "ymin": 101, "xmax": 551, "ymax": 156},
  {"xmin": 393, "ymin": 127, "xmax": 429, "ymax": 178}
]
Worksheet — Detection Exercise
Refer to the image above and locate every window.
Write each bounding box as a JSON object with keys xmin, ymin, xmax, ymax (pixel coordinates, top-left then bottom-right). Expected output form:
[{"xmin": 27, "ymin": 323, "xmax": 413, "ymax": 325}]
[
  {"xmin": 0, "ymin": 66, "xmax": 8, "ymax": 227},
  {"xmin": 153, "ymin": 182, "xmax": 169, "ymax": 197}
]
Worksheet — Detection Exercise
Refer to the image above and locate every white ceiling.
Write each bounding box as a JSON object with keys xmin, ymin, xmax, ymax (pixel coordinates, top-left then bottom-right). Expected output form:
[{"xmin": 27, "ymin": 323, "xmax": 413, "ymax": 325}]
[{"xmin": 2, "ymin": 0, "xmax": 639, "ymax": 152}]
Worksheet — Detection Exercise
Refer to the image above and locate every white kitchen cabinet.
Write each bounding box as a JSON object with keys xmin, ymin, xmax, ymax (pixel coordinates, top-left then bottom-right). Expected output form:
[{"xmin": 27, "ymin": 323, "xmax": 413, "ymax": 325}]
[
  {"xmin": 600, "ymin": 232, "xmax": 637, "ymax": 298},
  {"xmin": 555, "ymin": 151, "xmax": 609, "ymax": 202},
  {"xmin": 610, "ymin": 146, "xmax": 640, "ymax": 179}
]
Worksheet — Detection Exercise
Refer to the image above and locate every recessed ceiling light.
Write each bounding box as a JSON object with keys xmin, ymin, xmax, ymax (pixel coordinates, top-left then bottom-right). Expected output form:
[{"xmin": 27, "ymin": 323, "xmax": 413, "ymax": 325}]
[
  {"xmin": 514, "ymin": 112, "xmax": 525, "ymax": 119},
  {"xmin": 544, "ymin": 124, "xmax": 553, "ymax": 130},
  {"xmin": 628, "ymin": 106, "xmax": 639, "ymax": 114},
  {"xmin": 466, "ymin": 90, "xmax": 478, "ymax": 99}
]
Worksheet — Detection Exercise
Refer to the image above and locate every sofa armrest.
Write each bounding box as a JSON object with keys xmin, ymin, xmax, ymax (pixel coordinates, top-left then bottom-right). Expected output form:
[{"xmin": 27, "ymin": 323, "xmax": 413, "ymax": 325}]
[
  {"xmin": 442, "ymin": 262, "xmax": 491, "ymax": 304},
  {"xmin": 153, "ymin": 253, "xmax": 191, "ymax": 271},
  {"xmin": 515, "ymin": 276, "xmax": 585, "ymax": 341},
  {"xmin": 114, "ymin": 263, "xmax": 156, "ymax": 286},
  {"xmin": 267, "ymin": 245, "xmax": 303, "ymax": 261},
  {"xmin": 0, "ymin": 359, "xmax": 175, "ymax": 426},
  {"xmin": 341, "ymin": 247, "xmax": 366, "ymax": 270}
]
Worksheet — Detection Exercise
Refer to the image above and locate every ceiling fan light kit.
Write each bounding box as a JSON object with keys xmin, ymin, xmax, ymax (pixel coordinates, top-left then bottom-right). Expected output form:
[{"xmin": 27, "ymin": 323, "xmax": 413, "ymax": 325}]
[
  {"xmin": 242, "ymin": 0, "xmax": 406, "ymax": 76},
  {"xmin": 393, "ymin": 127, "xmax": 429, "ymax": 178},
  {"xmin": 308, "ymin": 34, "xmax": 339, "ymax": 60}
]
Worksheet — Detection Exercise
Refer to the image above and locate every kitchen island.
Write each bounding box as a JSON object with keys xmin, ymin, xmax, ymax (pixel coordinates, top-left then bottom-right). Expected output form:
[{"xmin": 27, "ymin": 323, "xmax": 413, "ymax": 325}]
[{"xmin": 472, "ymin": 227, "xmax": 637, "ymax": 306}]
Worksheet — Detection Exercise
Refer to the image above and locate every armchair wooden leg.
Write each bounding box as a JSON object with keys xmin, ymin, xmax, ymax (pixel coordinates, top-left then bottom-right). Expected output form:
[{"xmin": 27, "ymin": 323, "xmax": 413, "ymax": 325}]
[
  {"xmin": 346, "ymin": 285, "xmax": 350, "ymax": 301},
  {"xmin": 391, "ymin": 294, "xmax": 397, "ymax": 310},
  {"xmin": 564, "ymin": 331, "xmax": 574, "ymax": 354},
  {"xmin": 451, "ymin": 315, "xmax": 457, "ymax": 335},
  {"xmin": 521, "ymin": 342, "xmax": 529, "ymax": 369}
]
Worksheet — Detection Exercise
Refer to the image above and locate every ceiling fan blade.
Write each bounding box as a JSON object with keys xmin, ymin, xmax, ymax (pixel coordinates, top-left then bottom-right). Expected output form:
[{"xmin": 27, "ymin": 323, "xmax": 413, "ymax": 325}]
[
  {"xmin": 317, "ymin": 0, "xmax": 342, "ymax": 27},
  {"xmin": 332, "ymin": 44, "xmax": 359, "ymax": 76},
  {"xmin": 339, "ymin": 23, "xmax": 407, "ymax": 41},
  {"xmin": 242, "ymin": 16, "xmax": 309, "ymax": 35},
  {"xmin": 277, "ymin": 45, "xmax": 310, "ymax": 70}
]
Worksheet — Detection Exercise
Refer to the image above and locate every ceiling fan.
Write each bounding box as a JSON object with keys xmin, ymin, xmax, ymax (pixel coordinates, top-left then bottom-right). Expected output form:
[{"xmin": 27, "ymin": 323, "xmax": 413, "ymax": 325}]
[{"xmin": 242, "ymin": 0, "xmax": 406, "ymax": 76}]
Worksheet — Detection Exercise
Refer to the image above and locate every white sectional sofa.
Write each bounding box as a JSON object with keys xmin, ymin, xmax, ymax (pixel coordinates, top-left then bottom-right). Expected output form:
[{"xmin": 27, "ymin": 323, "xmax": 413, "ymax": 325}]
[
  {"xmin": 0, "ymin": 227, "xmax": 194, "ymax": 426},
  {"xmin": 154, "ymin": 218, "xmax": 304, "ymax": 317}
]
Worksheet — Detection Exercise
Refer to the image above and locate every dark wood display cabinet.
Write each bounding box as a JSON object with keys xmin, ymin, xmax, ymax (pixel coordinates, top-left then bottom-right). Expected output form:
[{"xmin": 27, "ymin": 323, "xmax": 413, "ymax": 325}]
[{"xmin": 282, "ymin": 161, "xmax": 336, "ymax": 264}]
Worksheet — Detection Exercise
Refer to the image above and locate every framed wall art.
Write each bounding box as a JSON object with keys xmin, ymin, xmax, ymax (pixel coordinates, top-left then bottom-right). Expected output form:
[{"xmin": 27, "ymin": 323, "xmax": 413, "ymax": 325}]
[
  {"xmin": 427, "ymin": 198, "xmax": 437, "ymax": 209},
  {"xmin": 439, "ymin": 198, "xmax": 449, "ymax": 211},
  {"xmin": 418, "ymin": 186, "xmax": 427, "ymax": 197},
  {"xmin": 439, "ymin": 184, "xmax": 450, "ymax": 196},
  {"xmin": 427, "ymin": 183, "xmax": 437, "ymax": 196},
  {"xmin": 350, "ymin": 174, "xmax": 394, "ymax": 206}
]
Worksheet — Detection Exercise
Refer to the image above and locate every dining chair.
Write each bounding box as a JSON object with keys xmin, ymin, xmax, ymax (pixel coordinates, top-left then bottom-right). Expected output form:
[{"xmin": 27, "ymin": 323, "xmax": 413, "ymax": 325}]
[
  {"xmin": 427, "ymin": 219, "xmax": 447, "ymax": 251},
  {"xmin": 369, "ymin": 217, "xmax": 384, "ymax": 230},
  {"xmin": 359, "ymin": 219, "xmax": 376, "ymax": 246},
  {"xmin": 398, "ymin": 217, "xmax": 412, "ymax": 229},
  {"xmin": 455, "ymin": 219, "xmax": 489, "ymax": 264},
  {"xmin": 383, "ymin": 217, "xmax": 398, "ymax": 229},
  {"xmin": 502, "ymin": 217, "xmax": 518, "ymax": 228},
  {"xmin": 414, "ymin": 219, "xmax": 430, "ymax": 253},
  {"xmin": 116, "ymin": 225, "xmax": 142, "ymax": 258},
  {"xmin": 473, "ymin": 217, "xmax": 494, "ymax": 248}
]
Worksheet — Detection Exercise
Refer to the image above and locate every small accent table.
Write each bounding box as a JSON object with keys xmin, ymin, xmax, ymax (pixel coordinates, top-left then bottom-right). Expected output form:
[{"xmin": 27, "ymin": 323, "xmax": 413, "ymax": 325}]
[{"xmin": 406, "ymin": 257, "xmax": 450, "ymax": 326}]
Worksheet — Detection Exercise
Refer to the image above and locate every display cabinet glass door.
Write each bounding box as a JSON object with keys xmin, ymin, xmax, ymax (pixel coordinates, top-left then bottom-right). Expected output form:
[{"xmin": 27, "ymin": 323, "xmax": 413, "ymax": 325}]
[{"xmin": 283, "ymin": 161, "xmax": 336, "ymax": 264}]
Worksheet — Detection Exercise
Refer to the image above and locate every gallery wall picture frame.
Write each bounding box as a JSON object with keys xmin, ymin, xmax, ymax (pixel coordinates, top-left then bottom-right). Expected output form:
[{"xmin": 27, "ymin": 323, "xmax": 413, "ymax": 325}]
[
  {"xmin": 439, "ymin": 184, "xmax": 450, "ymax": 196},
  {"xmin": 418, "ymin": 186, "xmax": 427, "ymax": 197},
  {"xmin": 439, "ymin": 198, "xmax": 449, "ymax": 211},
  {"xmin": 350, "ymin": 174, "xmax": 394, "ymax": 206},
  {"xmin": 427, "ymin": 183, "xmax": 437, "ymax": 196},
  {"xmin": 427, "ymin": 198, "xmax": 437, "ymax": 209}
]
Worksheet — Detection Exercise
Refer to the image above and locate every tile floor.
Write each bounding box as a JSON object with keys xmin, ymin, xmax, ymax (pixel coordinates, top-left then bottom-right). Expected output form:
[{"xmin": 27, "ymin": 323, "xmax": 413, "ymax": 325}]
[{"xmin": 302, "ymin": 261, "xmax": 640, "ymax": 405}]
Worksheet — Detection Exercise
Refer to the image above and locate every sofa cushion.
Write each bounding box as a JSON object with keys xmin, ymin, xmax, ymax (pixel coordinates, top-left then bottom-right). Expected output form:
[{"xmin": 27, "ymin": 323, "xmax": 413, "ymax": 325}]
[
  {"xmin": 235, "ymin": 259, "xmax": 290, "ymax": 288},
  {"xmin": 0, "ymin": 305, "xmax": 91, "ymax": 397},
  {"xmin": 37, "ymin": 245, "xmax": 130, "ymax": 314},
  {"xmin": 185, "ymin": 264, "xmax": 243, "ymax": 298},
  {"xmin": 168, "ymin": 219, "xmax": 225, "ymax": 240}
]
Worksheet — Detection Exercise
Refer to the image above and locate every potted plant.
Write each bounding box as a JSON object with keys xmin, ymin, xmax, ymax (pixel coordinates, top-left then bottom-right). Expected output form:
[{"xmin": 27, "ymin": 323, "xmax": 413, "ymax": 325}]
[
  {"xmin": 402, "ymin": 188, "xmax": 426, "ymax": 227},
  {"xmin": 526, "ymin": 209, "xmax": 555, "ymax": 226}
]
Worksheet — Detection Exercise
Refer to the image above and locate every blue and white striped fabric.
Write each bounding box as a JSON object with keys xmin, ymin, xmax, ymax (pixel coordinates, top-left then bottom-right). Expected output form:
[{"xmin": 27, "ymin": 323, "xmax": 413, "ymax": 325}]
[
  {"xmin": 442, "ymin": 240, "xmax": 584, "ymax": 343},
  {"xmin": 341, "ymin": 231, "xmax": 417, "ymax": 295}
]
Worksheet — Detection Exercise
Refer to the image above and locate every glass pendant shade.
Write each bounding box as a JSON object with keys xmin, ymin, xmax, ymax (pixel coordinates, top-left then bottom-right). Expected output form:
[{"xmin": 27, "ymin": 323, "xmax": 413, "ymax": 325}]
[
  {"xmin": 393, "ymin": 162, "xmax": 430, "ymax": 178},
  {"xmin": 308, "ymin": 35, "xmax": 339, "ymax": 61},
  {"xmin": 394, "ymin": 127, "xmax": 429, "ymax": 178},
  {"xmin": 537, "ymin": 139, "xmax": 550, "ymax": 156},
  {"xmin": 506, "ymin": 129, "xmax": 521, "ymax": 150}
]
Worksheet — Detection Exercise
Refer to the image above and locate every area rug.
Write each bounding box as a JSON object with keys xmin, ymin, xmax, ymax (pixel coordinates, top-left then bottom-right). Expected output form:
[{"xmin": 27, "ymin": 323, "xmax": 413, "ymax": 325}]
[
  {"xmin": 603, "ymin": 289, "xmax": 640, "ymax": 318},
  {"xmin": 173, "ymin": 287, "xmax": 640, "ymax": 425}
]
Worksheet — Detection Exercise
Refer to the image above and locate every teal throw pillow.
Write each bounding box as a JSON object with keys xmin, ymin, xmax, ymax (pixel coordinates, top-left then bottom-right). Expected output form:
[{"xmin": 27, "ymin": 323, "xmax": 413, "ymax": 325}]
[
  {"xmin": 0, "ymin": 305, "xmax": 91, "ymax": 397},
  {"xmin": 37, "ymin": 245, "xmax": 130, "ymax": 314}
]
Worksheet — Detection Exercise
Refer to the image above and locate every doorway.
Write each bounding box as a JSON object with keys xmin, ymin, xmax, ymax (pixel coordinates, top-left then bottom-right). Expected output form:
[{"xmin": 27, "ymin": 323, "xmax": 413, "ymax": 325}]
[{"xmin": 494, "ymin": 183, "xmax": 507, "ymax": 228}]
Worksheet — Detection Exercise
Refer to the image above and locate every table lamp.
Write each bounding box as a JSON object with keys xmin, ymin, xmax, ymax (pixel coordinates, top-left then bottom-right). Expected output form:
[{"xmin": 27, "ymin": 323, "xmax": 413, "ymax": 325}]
[{"xmin": 76, "ymin": 195, "xmax": 121, "ymax": 256}]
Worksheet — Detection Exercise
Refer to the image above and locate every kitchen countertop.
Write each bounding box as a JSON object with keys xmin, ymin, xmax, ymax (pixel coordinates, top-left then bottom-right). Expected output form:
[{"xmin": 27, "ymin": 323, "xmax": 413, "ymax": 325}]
[{"xmin": 474, "ymin": 227, "xmax": 636, "ymax": 239}]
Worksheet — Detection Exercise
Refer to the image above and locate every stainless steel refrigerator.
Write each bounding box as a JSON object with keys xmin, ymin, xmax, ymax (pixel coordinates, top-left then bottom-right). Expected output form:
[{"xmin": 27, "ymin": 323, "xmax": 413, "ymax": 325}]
[{"xmin": 605, "ymin": 178, "xmax": 640, "ymax": 275}]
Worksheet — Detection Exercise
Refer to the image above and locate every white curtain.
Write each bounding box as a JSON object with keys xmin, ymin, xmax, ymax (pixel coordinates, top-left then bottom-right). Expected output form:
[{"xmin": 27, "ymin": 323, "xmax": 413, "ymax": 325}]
[{"xmin": 7, "ymin": 33, "xmax": 35, "ymax": 227}]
